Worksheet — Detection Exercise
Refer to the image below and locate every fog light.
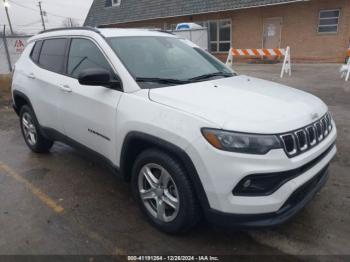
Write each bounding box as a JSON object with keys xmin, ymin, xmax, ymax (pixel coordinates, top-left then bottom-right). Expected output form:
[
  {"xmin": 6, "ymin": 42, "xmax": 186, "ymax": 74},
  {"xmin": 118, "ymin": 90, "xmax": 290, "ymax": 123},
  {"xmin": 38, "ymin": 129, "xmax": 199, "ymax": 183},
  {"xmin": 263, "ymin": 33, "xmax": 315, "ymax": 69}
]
[{"xmin": 233, "ymin": 169, "xmax": 298, "ymax": 196}]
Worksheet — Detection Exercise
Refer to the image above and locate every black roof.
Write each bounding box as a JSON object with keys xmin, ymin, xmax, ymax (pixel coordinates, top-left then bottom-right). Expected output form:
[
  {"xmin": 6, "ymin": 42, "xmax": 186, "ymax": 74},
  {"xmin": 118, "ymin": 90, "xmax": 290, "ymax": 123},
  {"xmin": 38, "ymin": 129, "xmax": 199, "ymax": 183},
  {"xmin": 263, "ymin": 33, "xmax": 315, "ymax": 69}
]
[{"xmin": 85, "ymin": 0, "xmax": 308, "ymax": 27}]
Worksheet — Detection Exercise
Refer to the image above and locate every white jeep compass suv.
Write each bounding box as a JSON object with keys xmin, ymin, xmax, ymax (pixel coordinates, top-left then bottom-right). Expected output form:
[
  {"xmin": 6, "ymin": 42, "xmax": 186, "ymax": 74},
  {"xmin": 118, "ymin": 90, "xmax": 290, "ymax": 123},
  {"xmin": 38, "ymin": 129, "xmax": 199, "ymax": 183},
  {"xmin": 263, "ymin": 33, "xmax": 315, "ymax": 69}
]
[{"xmin": 12, "ymin": 27, "xmax": 337, "ymax": 233}]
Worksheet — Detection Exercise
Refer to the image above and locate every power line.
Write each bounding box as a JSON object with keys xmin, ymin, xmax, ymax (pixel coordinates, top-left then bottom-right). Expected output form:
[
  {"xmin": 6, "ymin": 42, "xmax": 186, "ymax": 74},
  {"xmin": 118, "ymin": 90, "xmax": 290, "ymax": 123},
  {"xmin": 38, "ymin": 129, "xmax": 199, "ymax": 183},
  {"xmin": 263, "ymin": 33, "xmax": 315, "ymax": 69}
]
[
  {"xmin": 8, "ymin": 0, "xmax": 38, "ymax": 12},
  {"xmin": 8, "ymin": 0, "xmax": 84, "ymax": 20},
  {"xmin": 40, "ymin": 1, "xmax": 88, "ymax": 9},
  {"xmin": 14, "ymin": 19, "xmax": 42, "ymax": 27}
]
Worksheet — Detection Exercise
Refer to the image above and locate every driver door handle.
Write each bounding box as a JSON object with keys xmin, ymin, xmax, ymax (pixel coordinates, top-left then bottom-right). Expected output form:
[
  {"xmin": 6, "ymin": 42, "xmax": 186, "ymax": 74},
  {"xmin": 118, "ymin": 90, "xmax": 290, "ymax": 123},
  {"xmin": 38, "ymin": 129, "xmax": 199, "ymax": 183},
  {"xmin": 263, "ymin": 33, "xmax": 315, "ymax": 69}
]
[
  {"xmin": 27, "ymin": 73, "xmax": 36, "ymax": 79},
  {"xmin": 60, "ymin": 84, "xmax": 72, "ymax": 93}
]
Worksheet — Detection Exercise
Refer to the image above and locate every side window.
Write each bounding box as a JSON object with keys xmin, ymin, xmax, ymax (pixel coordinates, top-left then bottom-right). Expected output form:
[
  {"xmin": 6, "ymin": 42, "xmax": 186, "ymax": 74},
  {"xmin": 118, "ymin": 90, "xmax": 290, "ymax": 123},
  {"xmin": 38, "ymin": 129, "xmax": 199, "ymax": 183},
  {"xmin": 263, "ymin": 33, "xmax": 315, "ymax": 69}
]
[
  {"xmin": 30, "ymin": 41, "xmax": 43, "ymax": 63},
  {"xmin": 38, "ymin": 38, "xmax": 67, "ymax": 74},
  {"xmin": 67, "ymin": 38, "xmax": 113, "ymax": 79},
  {"xmin": 318, "ymin": 9, "xmax": 340, "ymax": 33}
]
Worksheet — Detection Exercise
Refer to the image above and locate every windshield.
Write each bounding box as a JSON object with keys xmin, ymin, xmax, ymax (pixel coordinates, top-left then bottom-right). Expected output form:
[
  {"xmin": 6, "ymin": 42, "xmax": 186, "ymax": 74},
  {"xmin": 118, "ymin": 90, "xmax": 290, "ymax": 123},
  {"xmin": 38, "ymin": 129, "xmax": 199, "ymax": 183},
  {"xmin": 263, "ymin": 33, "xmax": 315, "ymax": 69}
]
[{"xmin": 108, "ymin": 36, "xmax": 236, "ymax": 88}]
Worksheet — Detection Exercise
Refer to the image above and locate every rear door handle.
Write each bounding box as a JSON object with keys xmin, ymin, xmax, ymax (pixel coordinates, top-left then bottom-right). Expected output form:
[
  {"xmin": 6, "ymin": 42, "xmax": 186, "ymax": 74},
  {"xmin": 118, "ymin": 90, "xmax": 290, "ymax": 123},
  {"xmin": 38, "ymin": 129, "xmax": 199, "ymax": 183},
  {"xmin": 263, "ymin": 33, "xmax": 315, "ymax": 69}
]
[
  {"xmin": 27, "ymin": 73, "xmax": 36, "ymax": 79},
  {"xmin": 60, "ymin": 84, "xmax": 72, "ymax": 93}
]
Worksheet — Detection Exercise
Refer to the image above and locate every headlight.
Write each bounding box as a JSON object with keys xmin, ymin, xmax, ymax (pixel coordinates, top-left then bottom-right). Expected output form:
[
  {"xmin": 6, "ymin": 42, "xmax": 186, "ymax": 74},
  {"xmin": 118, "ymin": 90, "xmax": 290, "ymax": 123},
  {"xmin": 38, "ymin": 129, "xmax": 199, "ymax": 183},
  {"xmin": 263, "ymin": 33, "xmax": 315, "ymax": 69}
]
[{"xmin": 201, "ymin": 128, "xmax": 282, "ymax": 154}]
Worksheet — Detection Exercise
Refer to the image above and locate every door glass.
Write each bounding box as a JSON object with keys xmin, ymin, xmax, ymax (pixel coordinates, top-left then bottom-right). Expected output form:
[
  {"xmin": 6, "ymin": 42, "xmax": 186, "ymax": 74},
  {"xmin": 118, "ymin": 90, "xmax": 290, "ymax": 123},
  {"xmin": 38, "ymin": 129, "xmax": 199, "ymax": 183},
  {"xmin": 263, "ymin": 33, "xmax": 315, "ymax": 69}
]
[
  {"xmin": 67, "ymin": 38, "xmax": 113, "ymax": 79},
  {"xmin": 38, "ymin": 38, "xmax": 67, "ymax": 74}
]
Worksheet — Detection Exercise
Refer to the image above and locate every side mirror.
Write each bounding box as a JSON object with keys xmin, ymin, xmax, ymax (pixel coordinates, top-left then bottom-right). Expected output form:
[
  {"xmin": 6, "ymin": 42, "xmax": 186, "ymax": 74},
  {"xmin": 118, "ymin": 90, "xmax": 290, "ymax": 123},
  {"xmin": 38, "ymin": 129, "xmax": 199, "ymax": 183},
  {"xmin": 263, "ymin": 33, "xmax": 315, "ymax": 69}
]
[{"xmin": 78, "ymin": 68, "xmax": 121, "ymax": 90}]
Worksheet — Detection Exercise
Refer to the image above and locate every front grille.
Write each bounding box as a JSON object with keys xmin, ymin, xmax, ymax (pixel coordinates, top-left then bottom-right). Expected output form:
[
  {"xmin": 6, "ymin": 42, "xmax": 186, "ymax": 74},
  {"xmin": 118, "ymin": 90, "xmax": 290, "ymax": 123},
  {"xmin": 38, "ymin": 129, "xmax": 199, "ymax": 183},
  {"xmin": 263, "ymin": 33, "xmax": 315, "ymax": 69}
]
[{"xmin": 280, "ymin": 112, "xmax": 333, "ymax": 157}]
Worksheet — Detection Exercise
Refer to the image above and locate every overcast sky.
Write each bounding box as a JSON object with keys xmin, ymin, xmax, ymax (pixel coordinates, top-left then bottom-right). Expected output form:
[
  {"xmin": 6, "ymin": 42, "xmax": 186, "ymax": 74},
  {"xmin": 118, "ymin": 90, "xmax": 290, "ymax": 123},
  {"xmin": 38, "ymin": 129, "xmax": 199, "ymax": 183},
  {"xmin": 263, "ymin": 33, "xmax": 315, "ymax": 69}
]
[{"xmin": 0, "ymin": 0, "xmax": 94, "ymax": 34}]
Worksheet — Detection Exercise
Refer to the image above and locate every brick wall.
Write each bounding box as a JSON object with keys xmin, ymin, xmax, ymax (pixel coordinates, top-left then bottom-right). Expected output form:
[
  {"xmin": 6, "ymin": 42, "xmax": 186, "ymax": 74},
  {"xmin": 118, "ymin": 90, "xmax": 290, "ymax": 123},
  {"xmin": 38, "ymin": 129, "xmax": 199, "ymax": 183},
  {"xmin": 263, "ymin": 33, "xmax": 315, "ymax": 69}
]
[{"xmin": 107, "ymin": 0, "xmax": 350, "ymax": 63}]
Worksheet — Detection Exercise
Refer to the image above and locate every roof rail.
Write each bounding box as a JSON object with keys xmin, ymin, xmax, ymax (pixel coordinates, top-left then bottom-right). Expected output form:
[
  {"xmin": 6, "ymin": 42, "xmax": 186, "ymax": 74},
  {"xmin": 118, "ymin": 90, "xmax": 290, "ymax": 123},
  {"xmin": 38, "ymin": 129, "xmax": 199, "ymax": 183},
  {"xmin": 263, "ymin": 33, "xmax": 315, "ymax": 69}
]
[
  {"xmin": 97, "ymin": 25, "xmax": 175, "ymax": 35},
  {"xmin": 97, "ymin": 24, "xmax": 115, "ymax": 28},
  {"xmin": 149, "ymin": 29, "xmax": 174, "ymax": 35},
  {"xmin": 39, "ymin": 26, "xmax": 101, "ymax": 35}
]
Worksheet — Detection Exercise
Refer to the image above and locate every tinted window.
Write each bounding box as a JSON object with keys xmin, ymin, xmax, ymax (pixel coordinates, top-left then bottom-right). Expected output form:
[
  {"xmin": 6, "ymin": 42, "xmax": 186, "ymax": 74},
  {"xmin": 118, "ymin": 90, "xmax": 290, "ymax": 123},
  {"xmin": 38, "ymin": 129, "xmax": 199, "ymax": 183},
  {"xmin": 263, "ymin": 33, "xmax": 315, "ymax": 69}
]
[
  {"xmin": 67, "ymin": 38, "xmax": 113, "ymax": 79},
  {"xmin": 30, "ymin": 41, "xmax": 42, "ymax": 63},
  {"xmin": 38, "ymin": 38, "xmax": 67, "ymax": 74}
]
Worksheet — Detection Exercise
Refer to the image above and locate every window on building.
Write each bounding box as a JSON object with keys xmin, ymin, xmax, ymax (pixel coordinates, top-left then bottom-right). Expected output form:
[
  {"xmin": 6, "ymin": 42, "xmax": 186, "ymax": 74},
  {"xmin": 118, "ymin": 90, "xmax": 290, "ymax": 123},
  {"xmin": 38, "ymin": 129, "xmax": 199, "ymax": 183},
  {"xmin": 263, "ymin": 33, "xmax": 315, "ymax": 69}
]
[
  {"xmin": 209, "ymin": 20, "xmax": 231, "ymax": 52},
  {"xmin": 67, "ymin": 38, "xmax": 114, "ymax": 79},
  {"xmin": 318, "ymin": 9, "xmax": 340, "ymax": 33},
  {"xmin": 38, "ymin": 38, "xmax": 68, "ymax": 74},
  {"xmin": 105, "ymin": 0, "xmax": 121, "ymax": 8}
]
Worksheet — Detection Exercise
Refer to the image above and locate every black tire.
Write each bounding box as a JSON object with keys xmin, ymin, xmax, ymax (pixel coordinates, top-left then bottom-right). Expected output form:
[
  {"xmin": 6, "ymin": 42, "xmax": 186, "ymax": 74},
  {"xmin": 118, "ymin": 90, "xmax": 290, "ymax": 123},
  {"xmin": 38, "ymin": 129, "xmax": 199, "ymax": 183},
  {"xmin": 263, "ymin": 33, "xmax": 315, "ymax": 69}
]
[
  {"xmin": 20, "ymin": 105, "xmax": 54, "ymax": 153},
  {"xmin": 131, "ymin": 148, "xmax": 201, "ymax": 234}
]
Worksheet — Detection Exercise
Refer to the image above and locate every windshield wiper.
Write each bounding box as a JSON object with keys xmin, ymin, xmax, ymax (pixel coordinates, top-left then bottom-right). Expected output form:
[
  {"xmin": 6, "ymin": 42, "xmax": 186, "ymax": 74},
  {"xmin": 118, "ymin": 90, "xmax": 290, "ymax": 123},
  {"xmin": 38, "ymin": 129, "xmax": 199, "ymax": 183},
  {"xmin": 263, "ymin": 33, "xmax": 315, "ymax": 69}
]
[
  {"xmin": 188, "ymin": 72, "xmax": 235, "ymax": 82},
  {"xmin": 136, "ymin": 77, "xmax": 189, "ymax": 85}
]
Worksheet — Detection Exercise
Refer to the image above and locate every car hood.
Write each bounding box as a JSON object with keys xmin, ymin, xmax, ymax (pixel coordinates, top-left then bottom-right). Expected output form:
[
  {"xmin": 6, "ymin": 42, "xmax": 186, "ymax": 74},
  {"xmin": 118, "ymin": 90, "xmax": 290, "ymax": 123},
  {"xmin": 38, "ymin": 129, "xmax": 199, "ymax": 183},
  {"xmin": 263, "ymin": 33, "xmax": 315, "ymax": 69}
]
[{"xmin": 148, "ymin": 75, "xmax": 328, "ymax": 134}]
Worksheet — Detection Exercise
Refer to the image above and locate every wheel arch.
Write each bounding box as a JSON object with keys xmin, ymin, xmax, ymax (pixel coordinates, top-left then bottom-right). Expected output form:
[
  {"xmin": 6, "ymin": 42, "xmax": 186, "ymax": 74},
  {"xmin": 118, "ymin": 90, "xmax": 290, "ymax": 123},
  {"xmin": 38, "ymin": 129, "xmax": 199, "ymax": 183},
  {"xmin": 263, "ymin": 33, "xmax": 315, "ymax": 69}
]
[
  {"xmin": 12, "ymin": 90, "xmax": 33, "ymax": 116},
  {"xmin": 120, "ymin": 131, "xmax": 210, "ymax": 211}
]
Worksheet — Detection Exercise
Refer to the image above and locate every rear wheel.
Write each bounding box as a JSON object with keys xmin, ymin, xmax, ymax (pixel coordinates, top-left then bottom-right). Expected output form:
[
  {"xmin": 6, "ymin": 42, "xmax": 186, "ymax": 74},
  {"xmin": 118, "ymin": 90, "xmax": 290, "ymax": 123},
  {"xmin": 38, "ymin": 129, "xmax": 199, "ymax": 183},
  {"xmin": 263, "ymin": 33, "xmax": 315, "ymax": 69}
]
[
  {"xmin": 20, "ymin": 105, "xmax": 53, "ymax": 153},
  {"xmin": 131, "ymin": 149, "xmax": 201, "ymax": 234}
]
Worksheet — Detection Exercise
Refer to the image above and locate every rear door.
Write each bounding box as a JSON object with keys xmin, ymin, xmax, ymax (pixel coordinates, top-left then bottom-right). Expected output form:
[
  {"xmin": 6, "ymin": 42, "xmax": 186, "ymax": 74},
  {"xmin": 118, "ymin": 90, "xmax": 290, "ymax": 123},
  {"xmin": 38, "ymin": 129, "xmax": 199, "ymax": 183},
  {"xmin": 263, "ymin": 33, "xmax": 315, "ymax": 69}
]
[
  {"xmin": 59, "ymin": 37, "xmax": 123, "ymax": 159},
  {"xmin": 29, "ymin": 38, "xmax": 69, "ymax": 133}
]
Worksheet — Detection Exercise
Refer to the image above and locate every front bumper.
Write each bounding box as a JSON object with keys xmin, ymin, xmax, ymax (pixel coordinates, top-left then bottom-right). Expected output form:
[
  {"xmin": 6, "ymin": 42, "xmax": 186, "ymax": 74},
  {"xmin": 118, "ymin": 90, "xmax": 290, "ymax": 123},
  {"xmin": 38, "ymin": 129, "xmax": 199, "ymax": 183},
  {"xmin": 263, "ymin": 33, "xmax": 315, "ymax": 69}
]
[
  {"xmin": 186, "ymin": 123, "xmax": 337, "ymax": 216},
  {"xmin": 205, "ymin": 165, "xmax": 329, "ymax": 228}
]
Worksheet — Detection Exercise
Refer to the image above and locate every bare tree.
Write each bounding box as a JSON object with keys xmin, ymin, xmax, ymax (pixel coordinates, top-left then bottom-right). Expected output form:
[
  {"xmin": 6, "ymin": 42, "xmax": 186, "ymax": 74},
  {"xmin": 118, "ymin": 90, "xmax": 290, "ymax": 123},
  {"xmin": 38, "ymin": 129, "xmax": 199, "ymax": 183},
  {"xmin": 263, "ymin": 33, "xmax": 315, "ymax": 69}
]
[{"xmin": 62, "ymin": 18, "xmax": 80, "ymax": 28}]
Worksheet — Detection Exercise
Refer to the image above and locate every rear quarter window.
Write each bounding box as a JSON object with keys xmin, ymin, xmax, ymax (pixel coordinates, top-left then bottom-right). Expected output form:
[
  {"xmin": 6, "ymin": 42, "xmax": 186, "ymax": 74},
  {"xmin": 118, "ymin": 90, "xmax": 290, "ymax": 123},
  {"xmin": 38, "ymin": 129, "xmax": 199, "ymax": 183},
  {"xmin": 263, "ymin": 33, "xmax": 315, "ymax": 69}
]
[
  {"xmin": 38, "ymin": 38, "xmax": 68, "ymax": 74},
  {"xmin": 30, "ymin": 41, "xmax": 43, "ymax": 63}
]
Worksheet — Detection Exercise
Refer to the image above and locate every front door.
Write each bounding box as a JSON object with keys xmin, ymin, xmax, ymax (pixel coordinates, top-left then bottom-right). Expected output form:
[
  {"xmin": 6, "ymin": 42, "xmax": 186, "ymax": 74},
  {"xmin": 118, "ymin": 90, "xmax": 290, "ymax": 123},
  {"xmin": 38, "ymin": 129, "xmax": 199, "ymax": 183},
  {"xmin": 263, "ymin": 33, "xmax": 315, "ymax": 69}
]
[
  {"xmin": 263, "ymin": 17, "xmax": 282, "ymax": 48},
  {"xmin": 59, "ymin": 37, "xmax": 122, "ymax": 160}
]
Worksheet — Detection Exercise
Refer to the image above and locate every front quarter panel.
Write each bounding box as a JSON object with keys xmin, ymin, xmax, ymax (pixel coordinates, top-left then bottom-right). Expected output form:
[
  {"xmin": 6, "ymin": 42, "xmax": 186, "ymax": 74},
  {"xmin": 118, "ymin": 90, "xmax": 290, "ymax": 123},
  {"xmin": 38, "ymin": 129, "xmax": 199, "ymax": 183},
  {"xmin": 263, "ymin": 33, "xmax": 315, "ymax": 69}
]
[{"xmin": 114, "ymin": 89, "xmax": 215, "ymax": 166}]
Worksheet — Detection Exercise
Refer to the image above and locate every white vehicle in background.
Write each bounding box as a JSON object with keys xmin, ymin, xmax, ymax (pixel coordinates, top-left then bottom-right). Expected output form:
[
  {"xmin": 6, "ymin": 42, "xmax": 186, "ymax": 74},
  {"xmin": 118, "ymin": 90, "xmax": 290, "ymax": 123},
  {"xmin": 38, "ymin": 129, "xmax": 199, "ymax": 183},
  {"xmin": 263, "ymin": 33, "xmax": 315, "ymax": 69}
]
[
  {"xmin": 172, "ymin": 23, "xmax": 208, "ymax": 51},
  {"xmin": 175, "ymin": 23, "xmax": 204, "ymax": 30},
  {"xmin": 11, "ymin": 27, "xmax": 336, "ymax": 234}
]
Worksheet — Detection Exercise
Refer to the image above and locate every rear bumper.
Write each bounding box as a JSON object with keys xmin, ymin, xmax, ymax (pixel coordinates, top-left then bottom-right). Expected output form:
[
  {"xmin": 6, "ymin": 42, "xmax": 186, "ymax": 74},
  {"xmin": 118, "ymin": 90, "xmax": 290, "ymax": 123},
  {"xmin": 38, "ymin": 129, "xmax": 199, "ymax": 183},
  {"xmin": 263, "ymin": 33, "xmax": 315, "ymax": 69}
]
[{"xmin": 205, "ymin": 165, "xmax": 329, "ymax": 228}]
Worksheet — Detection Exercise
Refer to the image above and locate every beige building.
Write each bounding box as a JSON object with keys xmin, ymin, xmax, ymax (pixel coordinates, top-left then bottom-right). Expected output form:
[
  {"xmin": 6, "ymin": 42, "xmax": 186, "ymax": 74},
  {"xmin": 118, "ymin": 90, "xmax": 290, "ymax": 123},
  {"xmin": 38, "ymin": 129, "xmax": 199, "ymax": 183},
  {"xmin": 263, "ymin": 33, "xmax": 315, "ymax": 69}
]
[{"xmin": 85, "ymin": 0, "xmax": 350, "ymax": 62}]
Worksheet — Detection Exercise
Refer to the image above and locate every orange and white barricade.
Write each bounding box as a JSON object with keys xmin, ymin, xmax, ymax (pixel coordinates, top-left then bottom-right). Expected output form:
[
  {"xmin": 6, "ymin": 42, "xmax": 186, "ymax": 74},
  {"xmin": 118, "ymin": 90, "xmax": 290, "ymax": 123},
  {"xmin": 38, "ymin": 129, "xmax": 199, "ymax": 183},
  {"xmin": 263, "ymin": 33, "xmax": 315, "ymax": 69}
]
[
  {"xmin": 226, "ymin": 47, "xmax": 292, "ymax": 78},
  {"xmin": 340, "ymin": 48, "xmax": 350, "ymax": 82}
]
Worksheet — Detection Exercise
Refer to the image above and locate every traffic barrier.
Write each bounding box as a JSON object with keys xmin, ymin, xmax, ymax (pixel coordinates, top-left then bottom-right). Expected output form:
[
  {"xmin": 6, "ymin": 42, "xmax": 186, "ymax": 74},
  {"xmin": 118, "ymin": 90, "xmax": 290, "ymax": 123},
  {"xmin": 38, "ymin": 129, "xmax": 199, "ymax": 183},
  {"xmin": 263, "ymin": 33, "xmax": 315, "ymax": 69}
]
[
  {"xmin": 226, "ymin": 46, "xmax": 292, "ymax": 78},
  {"xmin": 341, "ymin": 48, "xmax": 350, "ymax": 82}
]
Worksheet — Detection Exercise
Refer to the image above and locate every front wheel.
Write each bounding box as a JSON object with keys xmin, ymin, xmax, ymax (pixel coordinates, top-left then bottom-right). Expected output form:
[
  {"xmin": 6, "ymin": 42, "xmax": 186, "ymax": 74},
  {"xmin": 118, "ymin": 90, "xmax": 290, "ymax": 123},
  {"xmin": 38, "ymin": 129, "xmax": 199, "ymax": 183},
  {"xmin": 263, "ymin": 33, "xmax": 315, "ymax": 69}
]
[{"xmin": 131, "ymin": 149, "xmax": 201, "ymax": 234}]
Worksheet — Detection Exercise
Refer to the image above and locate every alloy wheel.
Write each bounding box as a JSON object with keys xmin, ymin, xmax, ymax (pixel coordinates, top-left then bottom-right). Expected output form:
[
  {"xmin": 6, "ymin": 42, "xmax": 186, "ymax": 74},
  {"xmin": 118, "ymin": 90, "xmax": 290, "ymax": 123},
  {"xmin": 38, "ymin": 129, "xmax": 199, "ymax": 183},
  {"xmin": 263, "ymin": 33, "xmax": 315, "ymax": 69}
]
[
  {"xmin": 138, "ymin": 163, "xmax": 180, "ymax": 222},
  {"xmin": 22, "ymin": 112, "xmax": 37, "ymax": 146}
]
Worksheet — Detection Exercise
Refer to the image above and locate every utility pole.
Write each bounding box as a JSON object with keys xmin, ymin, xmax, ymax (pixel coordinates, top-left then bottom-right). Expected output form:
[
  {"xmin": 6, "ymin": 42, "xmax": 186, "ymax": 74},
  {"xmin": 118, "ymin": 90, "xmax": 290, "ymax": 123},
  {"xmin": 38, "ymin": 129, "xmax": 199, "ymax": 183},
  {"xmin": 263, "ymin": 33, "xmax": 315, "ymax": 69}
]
[
  {"xmin": 38, "ymin": 1, "xmax": 46, "ymax": 31},
  {"xmin": 3, "ymin": 25, "xmax": 13, "ymax": 72},
  {"xmin": 2, "ymin": 0, "xmax": 14, "ymax": 35},
  {"xmin": 69, "ymin": 18, "xmax": 73, "ymax": 27}
]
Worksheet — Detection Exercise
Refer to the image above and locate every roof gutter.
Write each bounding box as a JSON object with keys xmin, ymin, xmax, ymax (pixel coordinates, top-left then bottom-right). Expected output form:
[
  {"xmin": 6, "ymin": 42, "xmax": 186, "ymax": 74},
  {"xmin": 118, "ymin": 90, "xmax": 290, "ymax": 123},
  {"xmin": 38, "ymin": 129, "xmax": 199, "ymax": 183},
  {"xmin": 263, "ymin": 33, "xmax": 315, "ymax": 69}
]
[{"xmin": 92, "ymin": 0, "xmax": 310, "ymax": 27}]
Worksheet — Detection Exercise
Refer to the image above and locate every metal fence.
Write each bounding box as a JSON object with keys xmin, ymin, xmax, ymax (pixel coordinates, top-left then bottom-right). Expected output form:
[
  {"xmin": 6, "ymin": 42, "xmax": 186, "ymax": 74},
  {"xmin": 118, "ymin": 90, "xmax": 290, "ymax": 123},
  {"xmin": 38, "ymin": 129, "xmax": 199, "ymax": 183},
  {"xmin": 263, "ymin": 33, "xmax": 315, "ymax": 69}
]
[{"xmin": 1, "ymin": 34, "xmax": 32, "ymax": 74}]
